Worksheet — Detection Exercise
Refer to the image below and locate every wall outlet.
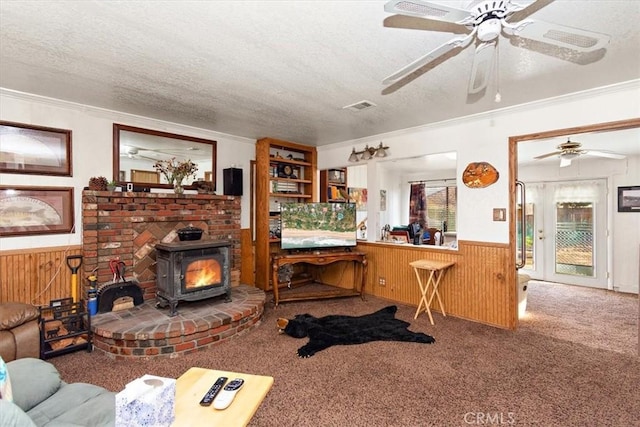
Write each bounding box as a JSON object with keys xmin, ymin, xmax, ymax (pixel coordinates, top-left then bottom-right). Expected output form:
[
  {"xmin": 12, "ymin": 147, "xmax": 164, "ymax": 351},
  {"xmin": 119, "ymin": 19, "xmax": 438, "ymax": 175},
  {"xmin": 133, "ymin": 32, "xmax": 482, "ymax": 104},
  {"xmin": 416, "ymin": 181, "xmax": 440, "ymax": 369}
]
[{"xmin": 378, "ymin": 276, "xmax": 386, "ymax": 286}]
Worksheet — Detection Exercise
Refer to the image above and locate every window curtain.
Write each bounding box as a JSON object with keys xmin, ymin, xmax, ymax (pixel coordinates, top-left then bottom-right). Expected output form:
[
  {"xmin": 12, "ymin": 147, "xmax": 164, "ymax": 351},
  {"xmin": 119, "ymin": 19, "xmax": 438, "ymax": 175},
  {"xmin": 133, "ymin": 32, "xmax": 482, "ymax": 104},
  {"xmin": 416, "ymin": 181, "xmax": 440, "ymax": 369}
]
[
  {"xmin": 409, "ymin": 183, "xmax": 427, "ymax": 225},
  {"xmin": 553, "ymin": 180, "xmax": 604, "ymax": 203},
  {"xmin": 409, "ymin": 184, "xmax": 457, "ymax": 231}
]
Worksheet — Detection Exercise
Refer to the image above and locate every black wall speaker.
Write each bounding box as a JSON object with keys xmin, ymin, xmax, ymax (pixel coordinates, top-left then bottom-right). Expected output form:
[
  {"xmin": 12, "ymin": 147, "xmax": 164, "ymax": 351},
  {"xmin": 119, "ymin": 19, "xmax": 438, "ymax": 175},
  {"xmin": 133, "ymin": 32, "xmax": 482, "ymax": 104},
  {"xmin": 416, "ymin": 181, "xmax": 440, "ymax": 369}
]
[{"xmin": 223, "ymin": 168, "xmax": 243, "ymax": 196}]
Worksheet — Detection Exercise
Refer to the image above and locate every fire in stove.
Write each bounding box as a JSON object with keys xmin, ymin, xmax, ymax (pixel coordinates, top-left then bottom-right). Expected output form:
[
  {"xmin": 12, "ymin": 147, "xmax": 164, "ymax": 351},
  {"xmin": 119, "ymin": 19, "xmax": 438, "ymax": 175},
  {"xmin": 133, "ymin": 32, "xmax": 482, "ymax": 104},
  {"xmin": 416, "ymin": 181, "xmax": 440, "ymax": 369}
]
[{"xmin": 184, "ymin": 259, "xmax": 221, "ymax": 289}]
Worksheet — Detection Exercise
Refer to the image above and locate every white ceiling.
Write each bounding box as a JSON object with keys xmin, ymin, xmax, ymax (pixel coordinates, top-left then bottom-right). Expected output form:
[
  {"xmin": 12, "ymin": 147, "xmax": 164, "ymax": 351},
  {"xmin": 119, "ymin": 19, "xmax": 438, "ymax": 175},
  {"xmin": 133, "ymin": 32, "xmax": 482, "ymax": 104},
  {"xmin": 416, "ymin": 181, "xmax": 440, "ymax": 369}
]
[
  {"xmin": 376, "ymin": 124, "xmax": 640, "ymax": 175},
  {"xmin": 1, "ymin": 0, "xmax": 639, "ymax": 149}
]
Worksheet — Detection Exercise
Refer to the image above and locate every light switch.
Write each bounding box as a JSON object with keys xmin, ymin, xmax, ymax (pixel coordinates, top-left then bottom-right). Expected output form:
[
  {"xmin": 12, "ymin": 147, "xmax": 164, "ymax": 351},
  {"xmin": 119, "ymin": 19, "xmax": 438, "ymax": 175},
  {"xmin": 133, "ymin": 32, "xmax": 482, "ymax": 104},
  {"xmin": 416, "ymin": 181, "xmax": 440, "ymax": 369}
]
[{"xmin": 493, "ymin": 208, "xmax": 506, "ymax": 221}]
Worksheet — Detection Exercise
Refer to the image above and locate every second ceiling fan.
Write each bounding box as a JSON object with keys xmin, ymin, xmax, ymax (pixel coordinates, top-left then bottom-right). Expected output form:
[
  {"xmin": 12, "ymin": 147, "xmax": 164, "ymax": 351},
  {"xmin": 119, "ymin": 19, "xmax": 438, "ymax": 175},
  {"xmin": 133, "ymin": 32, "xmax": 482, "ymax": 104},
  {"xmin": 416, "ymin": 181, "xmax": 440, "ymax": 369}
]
[
  {"xmin": 534, "ymin": 139, "xmax": 626, "ymax": 167},
  {"xmin": 382, "ymin": 0, "xmax": 610, "ymax": 94}
]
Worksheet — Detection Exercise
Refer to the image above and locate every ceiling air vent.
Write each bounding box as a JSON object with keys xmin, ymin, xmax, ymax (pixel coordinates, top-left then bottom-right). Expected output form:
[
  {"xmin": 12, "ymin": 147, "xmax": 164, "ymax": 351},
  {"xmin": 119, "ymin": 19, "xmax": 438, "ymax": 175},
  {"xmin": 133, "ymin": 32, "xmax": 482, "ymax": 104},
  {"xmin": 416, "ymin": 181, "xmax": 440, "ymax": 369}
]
[{"xmin": 342, "ymin": 100, "xmax": 377, "ymax": 112}]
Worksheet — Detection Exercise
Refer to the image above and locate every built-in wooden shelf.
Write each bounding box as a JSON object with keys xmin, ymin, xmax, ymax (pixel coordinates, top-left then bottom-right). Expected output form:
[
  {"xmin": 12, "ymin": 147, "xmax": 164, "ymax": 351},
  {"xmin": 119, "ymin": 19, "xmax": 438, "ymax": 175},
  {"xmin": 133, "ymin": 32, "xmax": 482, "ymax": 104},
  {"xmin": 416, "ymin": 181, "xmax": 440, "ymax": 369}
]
[{"xmin": 255, "ymin": 137, "xmax": 317, "ymax": 292}]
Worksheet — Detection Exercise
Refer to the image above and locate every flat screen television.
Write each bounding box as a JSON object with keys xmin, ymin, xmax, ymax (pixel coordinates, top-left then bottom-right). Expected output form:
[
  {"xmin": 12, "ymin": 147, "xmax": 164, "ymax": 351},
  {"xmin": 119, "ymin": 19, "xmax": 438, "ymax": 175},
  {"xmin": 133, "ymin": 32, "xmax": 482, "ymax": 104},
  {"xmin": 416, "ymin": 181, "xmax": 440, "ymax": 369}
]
[{"xmin": 280, "ymin": 202, "xmax": 357, "ymax": 250}]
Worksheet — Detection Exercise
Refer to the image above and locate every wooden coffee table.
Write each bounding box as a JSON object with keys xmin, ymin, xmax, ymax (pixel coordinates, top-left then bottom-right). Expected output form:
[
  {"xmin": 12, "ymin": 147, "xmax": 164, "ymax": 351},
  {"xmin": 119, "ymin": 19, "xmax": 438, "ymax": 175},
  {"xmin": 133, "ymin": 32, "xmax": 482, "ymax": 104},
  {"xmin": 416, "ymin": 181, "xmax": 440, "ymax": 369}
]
[{"xmin": 173, "ymin": 367, "xmax": 274, "ymax": 427}]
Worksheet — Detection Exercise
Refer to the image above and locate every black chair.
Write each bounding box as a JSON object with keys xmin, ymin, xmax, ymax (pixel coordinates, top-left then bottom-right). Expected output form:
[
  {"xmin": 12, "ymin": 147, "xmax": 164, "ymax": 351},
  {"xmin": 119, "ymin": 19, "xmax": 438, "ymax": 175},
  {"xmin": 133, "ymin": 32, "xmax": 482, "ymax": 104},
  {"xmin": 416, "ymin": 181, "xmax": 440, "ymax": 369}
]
[{"xmin": 423, "ymin": 228, "xmax": 444, "ymax": 245}]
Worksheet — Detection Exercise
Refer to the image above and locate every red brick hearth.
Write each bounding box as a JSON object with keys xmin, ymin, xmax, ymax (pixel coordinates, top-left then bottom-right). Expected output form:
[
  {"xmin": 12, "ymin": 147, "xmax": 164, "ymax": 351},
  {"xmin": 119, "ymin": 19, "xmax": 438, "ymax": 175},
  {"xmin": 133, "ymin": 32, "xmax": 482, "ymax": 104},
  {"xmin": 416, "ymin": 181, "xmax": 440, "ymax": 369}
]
[
  {"xmin": 81, "ymin": 190, "xmax": 241, "ymax": 300},
  {"xmin": 91, "ymin": 285, "xmax": 265, "ymax": 359},
  {"xmin": 80, "ymin": 190, "xmax": 263, "ymax": 359}
]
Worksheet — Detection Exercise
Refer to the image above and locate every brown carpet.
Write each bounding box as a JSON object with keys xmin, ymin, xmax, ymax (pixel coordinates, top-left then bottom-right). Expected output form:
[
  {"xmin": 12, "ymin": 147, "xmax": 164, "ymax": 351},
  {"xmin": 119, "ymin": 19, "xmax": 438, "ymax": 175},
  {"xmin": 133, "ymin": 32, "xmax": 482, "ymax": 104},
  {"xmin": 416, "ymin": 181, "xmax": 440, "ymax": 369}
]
[
  {"xmin": 519, "ymin": 280, "xmax": 638, "ymax": 356},
  {"xmin": 50, "ymin": 285, "xmax": 639, "ymax": 427}
]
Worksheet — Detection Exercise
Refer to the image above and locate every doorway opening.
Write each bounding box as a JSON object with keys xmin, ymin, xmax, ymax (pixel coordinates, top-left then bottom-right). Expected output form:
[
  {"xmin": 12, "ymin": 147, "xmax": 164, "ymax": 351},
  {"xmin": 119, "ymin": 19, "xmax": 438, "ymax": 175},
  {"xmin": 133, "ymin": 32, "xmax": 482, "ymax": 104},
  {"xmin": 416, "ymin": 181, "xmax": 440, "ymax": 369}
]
[{"xmin": 509, "ymin": 118, "xmax": 640, "ymax": 335}]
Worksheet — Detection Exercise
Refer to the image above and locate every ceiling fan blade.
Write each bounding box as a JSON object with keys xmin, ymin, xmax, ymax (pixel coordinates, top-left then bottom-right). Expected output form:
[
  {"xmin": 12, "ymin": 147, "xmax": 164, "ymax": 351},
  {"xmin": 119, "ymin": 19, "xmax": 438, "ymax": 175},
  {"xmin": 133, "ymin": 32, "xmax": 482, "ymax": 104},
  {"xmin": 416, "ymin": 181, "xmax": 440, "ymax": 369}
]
[
  {"xmin": 534, "ymin": 151, "xmax": 562, "ymax": 160},
  {"xmin": 506, "ymin": 0, "xmax": 540, "ymax": 13},
  {"xmin": 384, "ymin": 0, "xmax": 473, "ymax": 25},
  {"xmin": 468, "ymin": 42, "xmax": 495, "ymax": 94},
  {"xmin": 584, "ymin": 150, "xmax": 627, "ymax": 160},
  {"xmin": 383, "ymin": 31, "xmax": 475, "ymax": 85},
  {"xmin": 120, "ymin": 152, "xmax": 158, "ymax": 162},
  {"xmin": 559, "ymin": 157, "xmax": 572, "ymax": 168},
  {"xmin": 503, "ymin": 19, "xmax": 610, "ymax": 53}
]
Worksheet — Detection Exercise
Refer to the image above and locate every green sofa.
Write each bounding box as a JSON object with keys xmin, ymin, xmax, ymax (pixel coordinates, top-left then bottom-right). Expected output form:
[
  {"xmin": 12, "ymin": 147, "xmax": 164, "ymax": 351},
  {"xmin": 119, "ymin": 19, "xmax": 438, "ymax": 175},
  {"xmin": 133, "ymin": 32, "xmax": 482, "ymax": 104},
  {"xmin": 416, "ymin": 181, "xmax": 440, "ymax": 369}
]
[{"xmin": 0, "ymin": 358, "xmax": 115, "ymax": 426}]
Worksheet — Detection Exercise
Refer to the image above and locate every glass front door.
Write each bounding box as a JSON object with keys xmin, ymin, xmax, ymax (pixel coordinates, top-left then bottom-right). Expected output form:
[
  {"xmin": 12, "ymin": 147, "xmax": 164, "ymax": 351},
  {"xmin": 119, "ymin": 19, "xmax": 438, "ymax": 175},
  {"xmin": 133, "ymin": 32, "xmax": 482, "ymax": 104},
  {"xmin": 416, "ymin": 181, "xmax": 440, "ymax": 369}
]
[{"xmin": 519, "ymin": 179, "xmax": 608, "ymax": 288}]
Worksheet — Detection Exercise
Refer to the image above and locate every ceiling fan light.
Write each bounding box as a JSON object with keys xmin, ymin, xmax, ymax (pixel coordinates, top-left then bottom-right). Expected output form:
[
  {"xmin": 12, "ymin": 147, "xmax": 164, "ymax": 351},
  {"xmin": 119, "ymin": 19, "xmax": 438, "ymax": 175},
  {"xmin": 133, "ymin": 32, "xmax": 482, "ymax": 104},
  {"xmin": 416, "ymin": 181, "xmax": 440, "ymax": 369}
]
[
  {"xmin": 562, "ymin": 152, "xmax": 579, "ymax": 160},
  {"xmin": 477, "ymin": 19, "xmax": 501, "ymax": 42}
]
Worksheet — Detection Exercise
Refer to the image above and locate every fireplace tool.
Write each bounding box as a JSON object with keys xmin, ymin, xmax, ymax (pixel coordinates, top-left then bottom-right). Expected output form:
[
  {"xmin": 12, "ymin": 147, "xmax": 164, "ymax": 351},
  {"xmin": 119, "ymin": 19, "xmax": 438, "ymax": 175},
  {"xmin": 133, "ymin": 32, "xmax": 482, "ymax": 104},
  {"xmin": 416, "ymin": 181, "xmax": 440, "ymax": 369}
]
[
  {"xmin": 109, "ymin": 259, "xmax": 126, "ymax": 283},
  {"xmin": 66, "ymin": 255, "xmax": 83, "ymax": 303}
]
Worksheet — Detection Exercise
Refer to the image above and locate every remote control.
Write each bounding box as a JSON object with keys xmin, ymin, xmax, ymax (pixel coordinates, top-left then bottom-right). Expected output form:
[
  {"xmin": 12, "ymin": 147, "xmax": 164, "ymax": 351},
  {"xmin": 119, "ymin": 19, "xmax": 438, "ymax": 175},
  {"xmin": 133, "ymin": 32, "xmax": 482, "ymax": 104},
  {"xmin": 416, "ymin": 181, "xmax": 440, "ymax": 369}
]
[
  {"xmin": 213, "ymin": 378, "xmax": 244, "ymax": 410},
  {"xmin": 199, "ymin": 376, "xmax": 228, "ymax": 406}
]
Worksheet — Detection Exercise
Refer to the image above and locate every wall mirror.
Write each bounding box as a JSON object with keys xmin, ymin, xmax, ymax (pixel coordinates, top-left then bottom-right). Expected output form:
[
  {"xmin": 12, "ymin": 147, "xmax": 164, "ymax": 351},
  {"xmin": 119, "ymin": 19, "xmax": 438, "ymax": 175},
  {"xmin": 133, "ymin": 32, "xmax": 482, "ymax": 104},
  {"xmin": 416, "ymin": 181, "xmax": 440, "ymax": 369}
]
[{"xmin": 113, "ymin": 124, "xmax": 217, "ymax": 190}]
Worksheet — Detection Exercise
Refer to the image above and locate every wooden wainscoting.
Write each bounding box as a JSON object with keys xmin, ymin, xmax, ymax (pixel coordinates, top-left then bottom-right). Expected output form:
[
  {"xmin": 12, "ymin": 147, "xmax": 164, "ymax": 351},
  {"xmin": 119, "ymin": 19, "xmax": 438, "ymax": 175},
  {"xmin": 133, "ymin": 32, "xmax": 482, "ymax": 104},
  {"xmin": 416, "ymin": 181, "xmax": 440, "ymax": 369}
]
[
  {"xmin": 354, "ymin": 241, "xmax": 516, "ymax": 329},
  {"xmin": 234, "ymin": 235, "xmax": 516, "ymax": 329},
  {"xmin": 0, "ymin": 246, "xmax": 82, "ymax": 305}
]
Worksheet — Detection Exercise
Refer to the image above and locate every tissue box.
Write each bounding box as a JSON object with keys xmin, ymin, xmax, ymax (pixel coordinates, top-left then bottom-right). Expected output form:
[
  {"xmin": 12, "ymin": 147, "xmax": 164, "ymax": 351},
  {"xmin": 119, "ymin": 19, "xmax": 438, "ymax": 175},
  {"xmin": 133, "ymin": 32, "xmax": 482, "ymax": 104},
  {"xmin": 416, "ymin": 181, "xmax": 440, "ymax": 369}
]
[{"xmin": 116, "ymin": 374, "xmax": 176, "ymax": 426}]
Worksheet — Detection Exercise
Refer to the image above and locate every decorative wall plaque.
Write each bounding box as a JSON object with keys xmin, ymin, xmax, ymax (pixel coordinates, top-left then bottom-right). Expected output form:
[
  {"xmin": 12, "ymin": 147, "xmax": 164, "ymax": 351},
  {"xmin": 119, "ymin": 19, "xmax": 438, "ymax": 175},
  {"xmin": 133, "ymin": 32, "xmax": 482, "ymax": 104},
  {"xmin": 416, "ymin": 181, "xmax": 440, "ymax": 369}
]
[{"xmin": 462, "ymin": 162, "xmax": 499, "ymax": 188}]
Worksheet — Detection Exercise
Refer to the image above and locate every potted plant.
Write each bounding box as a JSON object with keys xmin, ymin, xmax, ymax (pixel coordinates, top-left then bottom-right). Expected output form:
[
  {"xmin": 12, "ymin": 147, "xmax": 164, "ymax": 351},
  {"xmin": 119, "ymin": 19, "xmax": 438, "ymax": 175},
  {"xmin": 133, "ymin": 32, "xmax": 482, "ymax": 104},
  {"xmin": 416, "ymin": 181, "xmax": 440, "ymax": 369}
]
[
  {"xmin": 107, "ymin": 180, "xmax": 118, "ymax": 191},
  {"xmin": 153, "ymin": 158, "xmax": 198, "ymax": 194}
]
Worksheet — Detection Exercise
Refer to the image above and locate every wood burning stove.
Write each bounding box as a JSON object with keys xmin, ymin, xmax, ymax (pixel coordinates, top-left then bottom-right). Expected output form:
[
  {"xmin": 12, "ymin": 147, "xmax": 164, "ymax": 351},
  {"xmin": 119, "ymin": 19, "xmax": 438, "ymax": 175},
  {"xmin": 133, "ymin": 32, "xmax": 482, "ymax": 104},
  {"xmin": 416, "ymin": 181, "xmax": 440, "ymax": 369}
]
[{"xmin": 155, "ymin": 240, "xmax": 232, "ymax": 316}]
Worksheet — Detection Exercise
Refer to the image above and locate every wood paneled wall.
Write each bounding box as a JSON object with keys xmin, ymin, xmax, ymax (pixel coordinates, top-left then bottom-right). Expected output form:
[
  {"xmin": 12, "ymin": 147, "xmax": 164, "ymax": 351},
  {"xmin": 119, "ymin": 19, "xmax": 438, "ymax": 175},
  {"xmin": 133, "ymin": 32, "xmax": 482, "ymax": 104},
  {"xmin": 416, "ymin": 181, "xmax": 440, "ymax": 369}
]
[
  {"xmin": 0, "ymin": 246, "xmax": 82, "ymax": 306},
  {"xmin": 240, "ymin": 228, "xmax": 254, "ymax": 285},
  {"xmin": 240, "ymin": 238, "xmax": 516, "ymax": 329},
  {"xmin": 0, "ymin": 234, "xmax": 514, "ymax": 328},
  {"xmin": 353, "ymin": 241, "xmax": 516, "ymax": 329}
]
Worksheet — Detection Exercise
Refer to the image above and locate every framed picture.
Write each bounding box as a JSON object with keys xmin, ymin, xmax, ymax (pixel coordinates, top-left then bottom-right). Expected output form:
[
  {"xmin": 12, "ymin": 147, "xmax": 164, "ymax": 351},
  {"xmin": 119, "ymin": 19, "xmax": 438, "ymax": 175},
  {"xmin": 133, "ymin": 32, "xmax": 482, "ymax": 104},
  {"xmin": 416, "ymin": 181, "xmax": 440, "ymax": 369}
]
[
  {"xmin": 617, "ymin": 186, "xmax": 640, "ymax": 212},
  {"xmin": 0, "ymin": 186, "xmax": 75, "ymax": 236},
  {"xmin": 389, "ymin": 231, "xmax": 409, "ymax": 243},
  {"xmin": 348, "ymin": 187, "xmax": 368, "ymax": 211},
  {"xmin": 0, "ymin": 121, "xmax": 72, "ymax": 176}
]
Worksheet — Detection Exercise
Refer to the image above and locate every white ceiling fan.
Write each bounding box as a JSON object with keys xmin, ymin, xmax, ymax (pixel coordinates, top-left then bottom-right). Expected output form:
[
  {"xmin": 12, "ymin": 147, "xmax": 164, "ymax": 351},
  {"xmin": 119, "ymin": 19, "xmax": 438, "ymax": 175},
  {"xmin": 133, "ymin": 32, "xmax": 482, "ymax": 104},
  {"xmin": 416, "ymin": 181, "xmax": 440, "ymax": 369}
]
[
  {"xmin": 121, "ymin": 145, "xmax": 204, "ymax": 162},
  {"xmin": 534, "ymin": 139, "xmax": 626, "ymax": 167},
  {"xmin": 382, "ymin": 0, "xmax": 611, "ymax": 94},
  {"xmin": 120, "ymin": 146, "xmax": 160, "ymax": 161}
]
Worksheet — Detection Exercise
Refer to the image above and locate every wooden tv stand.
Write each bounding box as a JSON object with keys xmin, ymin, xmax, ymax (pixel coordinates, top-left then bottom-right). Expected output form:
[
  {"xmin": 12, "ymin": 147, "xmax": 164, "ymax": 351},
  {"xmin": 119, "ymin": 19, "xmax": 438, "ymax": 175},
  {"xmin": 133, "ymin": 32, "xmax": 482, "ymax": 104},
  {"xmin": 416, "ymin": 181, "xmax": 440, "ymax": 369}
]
[{"xmin": 271, "ymin": 251, "xmax": 367, "ymax": 307}]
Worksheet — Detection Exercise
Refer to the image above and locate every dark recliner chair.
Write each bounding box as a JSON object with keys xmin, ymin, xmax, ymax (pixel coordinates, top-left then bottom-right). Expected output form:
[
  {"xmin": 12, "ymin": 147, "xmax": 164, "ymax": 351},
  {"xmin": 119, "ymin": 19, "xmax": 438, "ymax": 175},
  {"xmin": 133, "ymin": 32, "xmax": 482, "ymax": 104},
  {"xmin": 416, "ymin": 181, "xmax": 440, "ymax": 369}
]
[{"xmin": 0, "ymin": 302, "xmax": 40, "ymax": 362}]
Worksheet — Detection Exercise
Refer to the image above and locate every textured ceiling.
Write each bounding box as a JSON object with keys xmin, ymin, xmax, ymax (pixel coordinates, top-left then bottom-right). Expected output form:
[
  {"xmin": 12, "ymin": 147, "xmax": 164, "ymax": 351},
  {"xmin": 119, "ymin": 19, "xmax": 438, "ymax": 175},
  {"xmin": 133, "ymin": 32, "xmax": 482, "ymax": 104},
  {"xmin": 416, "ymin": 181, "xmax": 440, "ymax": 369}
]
[{"xmin": 1, "ymin": 0, "xmax": 639, "ymax": 147}]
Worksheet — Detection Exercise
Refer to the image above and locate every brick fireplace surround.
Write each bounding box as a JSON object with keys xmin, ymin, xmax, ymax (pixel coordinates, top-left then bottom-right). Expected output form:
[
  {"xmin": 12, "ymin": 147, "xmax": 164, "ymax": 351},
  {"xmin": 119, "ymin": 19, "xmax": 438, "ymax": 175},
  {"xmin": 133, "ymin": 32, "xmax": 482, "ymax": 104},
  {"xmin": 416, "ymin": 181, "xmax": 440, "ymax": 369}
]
[{"xmin": 81, "ymin": 190, "xmax": 265, "ymax": 359}]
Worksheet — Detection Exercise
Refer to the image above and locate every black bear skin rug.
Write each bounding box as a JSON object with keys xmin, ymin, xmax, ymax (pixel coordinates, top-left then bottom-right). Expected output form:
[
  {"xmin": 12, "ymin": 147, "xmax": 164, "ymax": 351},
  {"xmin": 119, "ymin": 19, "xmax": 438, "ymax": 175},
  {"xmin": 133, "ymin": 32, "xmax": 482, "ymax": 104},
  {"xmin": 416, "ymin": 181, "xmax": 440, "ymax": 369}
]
[{"xmin": 277, "ymin": 305, "xmax": 435, "ymax": 358}]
